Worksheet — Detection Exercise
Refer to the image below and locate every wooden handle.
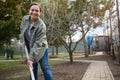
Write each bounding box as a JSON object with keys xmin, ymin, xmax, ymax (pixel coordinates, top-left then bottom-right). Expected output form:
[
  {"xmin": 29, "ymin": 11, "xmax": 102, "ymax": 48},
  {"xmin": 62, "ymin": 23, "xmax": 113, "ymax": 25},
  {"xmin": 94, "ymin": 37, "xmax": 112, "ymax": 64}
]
[{"xmin": 25, "ymin": 46, "xmax": 35, "ymax": 80}]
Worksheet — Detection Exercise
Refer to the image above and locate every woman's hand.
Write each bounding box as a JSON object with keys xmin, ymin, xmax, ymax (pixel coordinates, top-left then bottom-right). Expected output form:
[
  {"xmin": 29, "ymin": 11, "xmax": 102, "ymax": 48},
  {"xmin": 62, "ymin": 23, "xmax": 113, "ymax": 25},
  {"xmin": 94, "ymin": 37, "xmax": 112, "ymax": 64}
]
[
  {"xmin": 27, "ymin": 60, "xmax": 33, "ymax": 69},
  {"xmin": 21, "ymin": 41, "xmax": 25, "ymax": 46}
]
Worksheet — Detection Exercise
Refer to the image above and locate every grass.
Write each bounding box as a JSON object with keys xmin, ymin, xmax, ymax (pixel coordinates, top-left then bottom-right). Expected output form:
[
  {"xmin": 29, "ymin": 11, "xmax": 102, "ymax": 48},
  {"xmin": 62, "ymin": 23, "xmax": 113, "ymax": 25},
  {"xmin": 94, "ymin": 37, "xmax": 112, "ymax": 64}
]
[
  {"xmin": 49, "ymin": 60, "xmax": 66, "ymax": 65},
  {"xmin": 0, "ymin": 52, "xmax": 69, "ymax": 60},
  {"xmin": 0, "ymin": 52, "xmax": 69, "ymax": 69},
  {"xmin": 0, "ymin": 52, "xmax": 84, "ymax": 60},
  {"xmin": 0, "ymin": 60, "xmax": 66, "ymax": 69},
  {"xmin": 0, "ymin": 54, "xmax": 26, "ymax": 60},
  {"xmin": 0, "ymin": 61, "xmax": 24, "ymax": 69},
  {"xmin": 55, "ymin": 53, "xmax": 69, "ymax": 58},
  {"xmin": 0, "ymin": 56, "xmax": 6, "ymax": 60},
  {"xmin": 49, "ymin": 52, "xmax": 85, "ymax": 58}
]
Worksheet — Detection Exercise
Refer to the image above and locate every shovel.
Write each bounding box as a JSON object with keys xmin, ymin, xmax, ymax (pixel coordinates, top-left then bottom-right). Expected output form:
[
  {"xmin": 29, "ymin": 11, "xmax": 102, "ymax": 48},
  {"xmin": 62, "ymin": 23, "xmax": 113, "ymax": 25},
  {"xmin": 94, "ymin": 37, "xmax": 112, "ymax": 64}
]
[{"xmin": 25, "ymin": 46, "xmax": 35, "ymax": 80}]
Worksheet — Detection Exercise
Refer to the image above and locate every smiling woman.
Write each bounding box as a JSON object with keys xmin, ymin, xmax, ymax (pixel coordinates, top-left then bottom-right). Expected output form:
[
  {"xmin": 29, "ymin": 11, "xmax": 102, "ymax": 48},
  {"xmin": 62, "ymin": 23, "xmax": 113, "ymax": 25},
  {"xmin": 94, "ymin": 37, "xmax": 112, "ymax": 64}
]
[
  {"xmin": 29, "ymin": 3, "xmax": 41, "ymax": 23},
  {"xmin": 19, "ymin": 2, "xmax": 53, "ymax": 80}
]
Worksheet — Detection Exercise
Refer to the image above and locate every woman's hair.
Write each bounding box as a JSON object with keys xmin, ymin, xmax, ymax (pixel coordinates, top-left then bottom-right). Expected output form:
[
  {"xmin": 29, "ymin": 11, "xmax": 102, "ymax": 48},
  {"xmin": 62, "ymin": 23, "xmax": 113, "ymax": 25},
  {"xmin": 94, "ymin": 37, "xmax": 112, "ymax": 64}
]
[{"xmin": 29, "ymin": 2, "xmax": 41, "ymax": 12}]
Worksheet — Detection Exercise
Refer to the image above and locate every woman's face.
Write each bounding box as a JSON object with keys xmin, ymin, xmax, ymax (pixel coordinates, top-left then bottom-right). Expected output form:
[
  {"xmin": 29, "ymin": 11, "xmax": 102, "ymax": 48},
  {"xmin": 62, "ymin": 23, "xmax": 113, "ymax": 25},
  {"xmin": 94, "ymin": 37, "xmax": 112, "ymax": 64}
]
[{"xmin": 29, "ymin": 5, "xmax": 41, "ymax": 22}]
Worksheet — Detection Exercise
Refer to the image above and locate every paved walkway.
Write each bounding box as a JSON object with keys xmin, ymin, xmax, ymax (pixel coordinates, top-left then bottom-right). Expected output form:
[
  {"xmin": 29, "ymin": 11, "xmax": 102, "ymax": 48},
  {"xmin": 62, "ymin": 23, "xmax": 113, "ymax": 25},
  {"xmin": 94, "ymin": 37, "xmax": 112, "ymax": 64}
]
[
  {"xmin": 82, "ymin": 59, "xmax": 114, "ymax": 80},
  {"xmin": 81, "ymin": 52, "xmax": 114, "ymax": 80},
  {"xmin": 50, "ymin": 52, "xmax": 114, "ymax": 80}
]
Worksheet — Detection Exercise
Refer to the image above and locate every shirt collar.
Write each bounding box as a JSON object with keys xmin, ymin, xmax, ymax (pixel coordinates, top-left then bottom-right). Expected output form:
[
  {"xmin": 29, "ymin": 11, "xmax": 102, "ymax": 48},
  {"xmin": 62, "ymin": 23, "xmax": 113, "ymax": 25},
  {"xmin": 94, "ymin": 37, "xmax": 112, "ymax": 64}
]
[{"xmin": 25, "ymin": 15, "xmax": 41, "ymax": 28}]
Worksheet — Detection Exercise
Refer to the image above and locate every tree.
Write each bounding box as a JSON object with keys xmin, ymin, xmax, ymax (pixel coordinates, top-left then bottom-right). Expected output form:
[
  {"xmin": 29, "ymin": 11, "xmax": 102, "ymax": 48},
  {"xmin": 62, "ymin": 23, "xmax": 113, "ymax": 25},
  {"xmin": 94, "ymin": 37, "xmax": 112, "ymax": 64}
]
[
  {"xmin": 0, "ymin": 0, "xmax": 37, "ymax": 52},
  {"xmin": 0, "ymin": 0, "xmax": 24, "ymax": 48},
  {"xmin": 115, "ymin": 0, "xmax": 120, "ymax": 63},
  {"xmin": 39, "ymin": 0, "xmax": 110, "ymax": 63}
]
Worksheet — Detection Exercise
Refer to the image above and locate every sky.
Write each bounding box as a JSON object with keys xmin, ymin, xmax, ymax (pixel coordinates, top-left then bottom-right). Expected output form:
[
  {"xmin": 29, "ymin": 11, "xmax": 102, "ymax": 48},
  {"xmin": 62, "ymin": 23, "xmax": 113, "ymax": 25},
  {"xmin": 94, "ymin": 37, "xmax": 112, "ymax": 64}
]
[
  {"xmin": 72, "ymin": 27, "xmax": 104, "ymax": 42},
  {"xmin": 91, "ymin": 27, "xmax": 104, "ymax": 35},
  {"xmin": 71, "ymin": 0, "xmax": 117, "ymax": 42}
]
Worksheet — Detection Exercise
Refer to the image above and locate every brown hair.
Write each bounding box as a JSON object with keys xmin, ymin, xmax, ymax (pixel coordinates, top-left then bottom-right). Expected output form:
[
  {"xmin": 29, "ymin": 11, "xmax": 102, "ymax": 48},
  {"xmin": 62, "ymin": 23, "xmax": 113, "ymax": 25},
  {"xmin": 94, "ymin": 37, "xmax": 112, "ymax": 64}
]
[{"xmin": 29, "ymin": 2, "xmax": 41, "ymax": 12}]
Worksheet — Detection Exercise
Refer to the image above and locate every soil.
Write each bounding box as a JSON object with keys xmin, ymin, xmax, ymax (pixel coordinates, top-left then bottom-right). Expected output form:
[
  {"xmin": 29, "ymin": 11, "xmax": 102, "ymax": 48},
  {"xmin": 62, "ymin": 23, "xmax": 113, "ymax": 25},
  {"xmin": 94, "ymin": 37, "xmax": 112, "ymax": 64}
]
[
  {"xmin": 0, "ymin": 52, "xmax": 120, "ymax": 80},
  {"xmin": 0, "ymin": 61, "xmax": 90, "ymax": 80}
]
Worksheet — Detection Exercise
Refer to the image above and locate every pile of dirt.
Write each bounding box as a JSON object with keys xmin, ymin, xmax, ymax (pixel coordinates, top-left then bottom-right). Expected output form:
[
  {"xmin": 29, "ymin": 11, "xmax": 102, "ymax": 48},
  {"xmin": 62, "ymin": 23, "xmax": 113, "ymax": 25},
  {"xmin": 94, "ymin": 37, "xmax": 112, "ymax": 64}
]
[{"xmin": 52, "ymin": 62, "xmax": 90, "ymax": 80}]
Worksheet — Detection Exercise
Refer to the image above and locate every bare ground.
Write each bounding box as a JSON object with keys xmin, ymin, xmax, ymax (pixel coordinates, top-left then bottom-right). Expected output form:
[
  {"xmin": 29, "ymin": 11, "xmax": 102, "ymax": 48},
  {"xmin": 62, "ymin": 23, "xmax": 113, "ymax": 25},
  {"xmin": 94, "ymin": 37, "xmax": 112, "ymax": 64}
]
[
  {"xmin": 0, "ymin": 61, "xmax": 90, "ymax": 80},
  {"xmin": 0, "ymin": 52, "xmax": 120, "ymax": 80}
]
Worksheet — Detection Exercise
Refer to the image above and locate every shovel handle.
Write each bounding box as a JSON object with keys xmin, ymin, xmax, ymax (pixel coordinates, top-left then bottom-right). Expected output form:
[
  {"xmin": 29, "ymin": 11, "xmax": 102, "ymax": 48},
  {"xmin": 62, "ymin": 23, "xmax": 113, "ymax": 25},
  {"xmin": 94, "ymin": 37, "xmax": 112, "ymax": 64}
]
[{"xmin": 25, "ymin": 46, "xmax": 35, "ymax": 80}]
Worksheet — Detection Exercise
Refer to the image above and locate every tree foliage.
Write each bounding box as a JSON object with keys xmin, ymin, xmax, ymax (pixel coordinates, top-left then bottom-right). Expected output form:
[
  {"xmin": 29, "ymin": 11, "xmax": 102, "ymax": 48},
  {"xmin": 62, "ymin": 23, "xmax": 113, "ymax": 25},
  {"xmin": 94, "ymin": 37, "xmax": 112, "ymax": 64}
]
[
  {"xmin": 0, "ymin": 0, "xmax": 32, "ymax": 47},
  {"xmin": 40, "ymin": 0, "xmax": 111, "ymax": 63}
]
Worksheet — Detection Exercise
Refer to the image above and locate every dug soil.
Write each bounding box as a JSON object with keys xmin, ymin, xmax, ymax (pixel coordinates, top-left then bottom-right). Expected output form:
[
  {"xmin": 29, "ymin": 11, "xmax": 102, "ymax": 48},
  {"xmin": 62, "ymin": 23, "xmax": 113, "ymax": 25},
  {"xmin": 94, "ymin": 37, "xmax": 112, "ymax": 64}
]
[{"xmin": 0, "ymin": 61, "xmax": 90, "ymax": 80}]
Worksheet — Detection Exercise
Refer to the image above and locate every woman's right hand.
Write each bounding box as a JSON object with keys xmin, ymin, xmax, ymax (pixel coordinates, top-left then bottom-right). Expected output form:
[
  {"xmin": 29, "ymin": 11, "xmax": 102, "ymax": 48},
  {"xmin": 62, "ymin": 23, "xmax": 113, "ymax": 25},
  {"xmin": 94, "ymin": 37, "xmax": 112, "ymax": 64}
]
[
  {"xmin": 20, "ymin": 41, "xmax": 25, "ymax": 46},
  {"xmin": 27, "ymin": 60, "xmax": 33, "ymax": 69}
]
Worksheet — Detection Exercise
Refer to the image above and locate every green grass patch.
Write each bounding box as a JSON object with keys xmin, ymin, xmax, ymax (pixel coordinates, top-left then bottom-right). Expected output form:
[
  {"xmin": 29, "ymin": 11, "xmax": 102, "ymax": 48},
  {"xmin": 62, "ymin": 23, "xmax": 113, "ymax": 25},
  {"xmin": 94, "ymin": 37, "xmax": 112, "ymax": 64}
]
[
  {"xmin": 49, "ymin": 52, "xmax": 85, "ymax": 58},
  {"xmin": 0, "ymin": 56, "xmax": 6, "ymax": 60},
  {"xmin": 0, "ymin": 61, "xmax": 23, "ymax": 69},
  {"xmin": 49, "ymin": 60, "xmax": 66, "ymax": 65},
  {"xmin": 0, "ymin": 60, "xmax": 65, "ymax": 69},
  {"xmin": 13, "ymin": 54, "xmax": 26, "ymax": 59},
  {"xmin": 0, "ymin": 54, "xmax": 26, "ymax": 60},
  {"xmin": 57, "ymin": 53, "xmax": 69, "ymax": 58},
  {"xmin": 49, "ymin": 53, "xmax": 69, "ymax": 58}
]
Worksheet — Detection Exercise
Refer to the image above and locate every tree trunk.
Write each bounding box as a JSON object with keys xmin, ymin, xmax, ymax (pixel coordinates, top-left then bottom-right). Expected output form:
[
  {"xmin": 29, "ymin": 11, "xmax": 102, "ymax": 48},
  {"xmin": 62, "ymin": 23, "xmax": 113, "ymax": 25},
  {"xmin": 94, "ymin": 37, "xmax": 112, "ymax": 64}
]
[
  {"xmin": 69, "ymin": 52, "xmax": 73, "ymax": 64},
  {"xmin": 116, "ymin": 0, "xmax": 120, "ymax": 63},
  {"xmin": 52, "ymin": 46, "xmax": 55, "ymax": 55},
  {"xmin": 83, "ymin": 38, "xmax": 88, "ymax": 57},
  {"xmin": 55, "ymin": 46, "xmax": 59, "ymax": 55}
]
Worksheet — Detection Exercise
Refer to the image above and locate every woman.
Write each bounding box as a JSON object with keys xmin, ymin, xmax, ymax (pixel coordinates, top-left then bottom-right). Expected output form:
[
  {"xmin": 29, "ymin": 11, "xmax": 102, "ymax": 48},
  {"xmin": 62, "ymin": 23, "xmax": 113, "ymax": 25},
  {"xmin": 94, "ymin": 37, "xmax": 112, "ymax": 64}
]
[{"xmin": 20, "ymin": 2, "xmax": 53, "ymax": 80}]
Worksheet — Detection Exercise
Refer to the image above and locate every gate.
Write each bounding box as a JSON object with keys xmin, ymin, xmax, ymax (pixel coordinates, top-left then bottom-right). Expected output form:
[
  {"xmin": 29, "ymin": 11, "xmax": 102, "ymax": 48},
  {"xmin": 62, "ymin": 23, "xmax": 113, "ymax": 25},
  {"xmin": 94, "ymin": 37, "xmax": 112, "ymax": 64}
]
[{"xmin": 94, "ymin": 36, "xmax": 110, "ymax": 52}]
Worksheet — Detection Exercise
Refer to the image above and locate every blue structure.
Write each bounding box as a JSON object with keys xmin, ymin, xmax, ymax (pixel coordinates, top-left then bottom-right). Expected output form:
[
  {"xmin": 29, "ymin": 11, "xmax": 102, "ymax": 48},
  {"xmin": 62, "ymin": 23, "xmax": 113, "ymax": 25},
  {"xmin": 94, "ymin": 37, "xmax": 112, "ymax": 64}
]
[{"xmin": 86, "ymin": 34, "xmax": 94, "ymax": 49}]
